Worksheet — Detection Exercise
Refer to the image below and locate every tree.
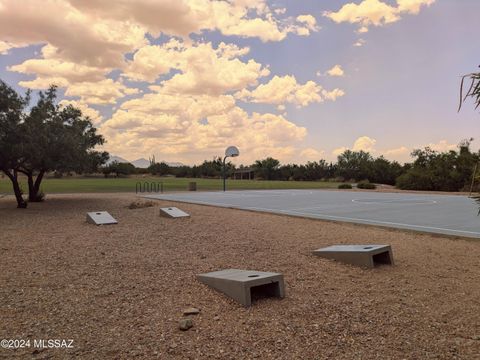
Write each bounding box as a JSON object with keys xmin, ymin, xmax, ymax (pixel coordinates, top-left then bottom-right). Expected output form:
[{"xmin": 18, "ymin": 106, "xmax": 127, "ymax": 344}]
[
  {"xmin": 0, "ymin": 81, "xmax": 29, "ymax": 207},
  {"xmin": 396, "ymin": 142, "xmax": 479, "ymax": 191},
  {"xmin": 336, "ymin": 150, "xmax": 373, "ymax": 181},
  {"xmin": 148, "ymin": 161, "xmax": 170, "ymax": 176},
  {"xmin": 17, "ymin": 86, "xmax": 108, "ymax": 201},
  {"xmin": 198, "ymin": 157, "xmax": 224, "ymax": 178},
  {"xmin": 253, "ymin": 158, "xmax": 280, "ymax": 180},
  {"xmin": 0, "ymin": 81, "xmax": 108, "ymax": 206},
  {"xmin": 369, "ymin": 156, "xmax": 403, "ymax": 185}
]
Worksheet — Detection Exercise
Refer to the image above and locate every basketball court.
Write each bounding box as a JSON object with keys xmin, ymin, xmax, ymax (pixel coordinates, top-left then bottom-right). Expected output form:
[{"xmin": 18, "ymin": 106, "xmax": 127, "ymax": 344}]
[{"xmin": 145, "ymin": 189, "xmax": 480, "ymax": 239}]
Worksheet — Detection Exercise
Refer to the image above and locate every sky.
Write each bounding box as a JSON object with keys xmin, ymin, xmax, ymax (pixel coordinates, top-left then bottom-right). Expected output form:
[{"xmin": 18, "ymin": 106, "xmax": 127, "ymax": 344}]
[{"xmin": 0, "ymin": 0, "xmax": 479, "ymax": 165}]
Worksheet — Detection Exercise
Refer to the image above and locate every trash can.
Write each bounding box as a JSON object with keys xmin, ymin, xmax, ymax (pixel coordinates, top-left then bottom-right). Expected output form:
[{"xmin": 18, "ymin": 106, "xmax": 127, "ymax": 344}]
[{"xmin": 188, "ymin": 182, "xmax": 197, "ymax": 191}]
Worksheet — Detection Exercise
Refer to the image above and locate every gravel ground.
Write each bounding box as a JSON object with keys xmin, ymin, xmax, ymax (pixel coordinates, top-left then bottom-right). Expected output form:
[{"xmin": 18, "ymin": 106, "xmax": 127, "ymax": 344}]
[{"xmin": 0, "ymin": 193, "xmax": 479, "ymax": 359}]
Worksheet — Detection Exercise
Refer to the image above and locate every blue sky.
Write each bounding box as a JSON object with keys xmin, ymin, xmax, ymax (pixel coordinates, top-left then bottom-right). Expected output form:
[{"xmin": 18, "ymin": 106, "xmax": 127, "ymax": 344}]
[{"xmin": 0, "ymin": 0, "xmax": 479, "ymax": 165}]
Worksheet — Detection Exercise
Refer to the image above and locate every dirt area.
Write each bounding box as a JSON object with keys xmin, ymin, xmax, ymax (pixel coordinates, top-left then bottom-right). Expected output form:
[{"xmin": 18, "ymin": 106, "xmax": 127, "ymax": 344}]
[{"xmin": 1, "ymin": 193, "xmax": 479, "ymax": 359}]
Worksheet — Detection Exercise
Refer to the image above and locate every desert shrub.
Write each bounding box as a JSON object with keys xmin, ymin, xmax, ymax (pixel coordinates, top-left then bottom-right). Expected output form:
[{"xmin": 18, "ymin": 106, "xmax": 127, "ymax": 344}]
[
  {"xmin": 338, "ymin": 184, "xmax": 352, "ymax": 189},
  {"xmin": 357, "ymin": 181, "xmax": 376, "ymax": 189}
]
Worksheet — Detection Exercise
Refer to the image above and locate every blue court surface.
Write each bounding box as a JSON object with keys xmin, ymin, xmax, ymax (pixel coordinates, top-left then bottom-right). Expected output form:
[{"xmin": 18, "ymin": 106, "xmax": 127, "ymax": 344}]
[{"xmin": 145, "ymin": 190, "xmax": 480, "ymax": 239}]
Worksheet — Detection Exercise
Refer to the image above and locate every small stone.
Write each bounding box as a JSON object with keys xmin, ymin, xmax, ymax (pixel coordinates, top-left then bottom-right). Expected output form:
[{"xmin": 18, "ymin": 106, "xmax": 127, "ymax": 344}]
[
  {"xmin": 183, "ymin": 307, "xmax": 200, "ymax": 315},
  {"xmin": 213, "ymin": 316, "xmax": 220, "ymax": 321},
  {"xmin": 179, "ymin": 318, "xmax": 193, "ymax": 331}
]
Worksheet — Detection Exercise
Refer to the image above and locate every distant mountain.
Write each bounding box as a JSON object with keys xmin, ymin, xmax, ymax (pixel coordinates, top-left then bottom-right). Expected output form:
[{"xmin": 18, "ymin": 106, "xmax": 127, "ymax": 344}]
[
  {"xmin": 106, "ymin": 155, "xmax": 129, "ymax": 164},
  {"xmin": 131, "ymin": 158, "xmax": 150, "ymax": 168}
]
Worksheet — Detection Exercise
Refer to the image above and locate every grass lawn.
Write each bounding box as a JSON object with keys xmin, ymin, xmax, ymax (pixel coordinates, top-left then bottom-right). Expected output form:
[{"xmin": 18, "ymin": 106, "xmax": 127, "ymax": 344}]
[{"xmin": 0, "ymin": 176, "xmax": 341, "ymax": 194}]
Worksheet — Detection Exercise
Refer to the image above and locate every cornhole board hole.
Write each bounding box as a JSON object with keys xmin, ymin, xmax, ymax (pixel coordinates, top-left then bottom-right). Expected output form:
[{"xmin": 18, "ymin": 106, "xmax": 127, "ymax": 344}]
[
  {"xmin": 197, "ymin": 269, "xmax": 285, "ymax": 307},
  {"xmin": 159, "ymin": 207, "xmax": 190, "ymax": 218},
  {"xmin": 86, "ymin": 211, "xmax": 118, "ymax": 225},
  {"xmin": 313, "ymin": 245, "xmax": 393, "ymax": 268}
]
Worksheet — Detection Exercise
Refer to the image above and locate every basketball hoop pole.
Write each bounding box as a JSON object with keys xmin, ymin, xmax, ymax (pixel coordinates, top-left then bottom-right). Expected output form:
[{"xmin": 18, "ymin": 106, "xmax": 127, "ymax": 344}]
[
  {"xmin": 222, "ymin": 146, "xmax": 240, "ymax": 192},
  {"xmin": 223, "ymin": 156, "xmax": 227, "ymax": 192}
]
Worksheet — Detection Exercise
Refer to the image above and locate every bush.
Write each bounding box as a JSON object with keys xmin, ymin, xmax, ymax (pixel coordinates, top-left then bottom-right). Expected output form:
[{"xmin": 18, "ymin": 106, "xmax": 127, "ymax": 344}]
[
  {"xmin": 357, "ymin": 181, "xmax": 376, "ymax": 189},
  {"xmin": 338, "ymin": 183, "xmax": 352, "ymax": 189}
]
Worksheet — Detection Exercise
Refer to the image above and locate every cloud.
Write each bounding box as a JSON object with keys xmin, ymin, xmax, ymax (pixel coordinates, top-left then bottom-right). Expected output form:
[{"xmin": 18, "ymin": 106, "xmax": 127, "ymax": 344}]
[
  {"xmin": 332, "ymin": 136, "xmax": 377, "ymax": 157},
  {"xmin": 294, "ymin": 15, "xmax": 320, "ymax": 36},
  {"xmin": 353, "ymin": 39, "xmax": 366, "ymax": 47},
  {"xmin": 0, "ymin": 0, "xmax": 333, "ymax": 163},
  {"xmin": 237, "ymin": 75, "xmax": 344, "ymax": 107},
  {"xmin": 326, "ymin": 65, "xmax": 345, "ymax": 77},
  {"xmin": 100, "ymin": 91, "xmax": 307, "ymax": 163},
  {"xmin": 0, "ymin": 40, "xmax": 28, "ymax": 54},
  {"xmin": 353, "ymin": 136, "xmax": 377, "ymax": 152},
  {"xmin": 123, "ymin": 40, "xmax": 259, "ymax": 89},
  {"xmin": 64, "ymin": 79, "xmax": 140, "ymax": 105},
  {"xmin": 153, "ymin": 42, "xmax": 269, "ymax": 96},
  {"xmin": 324, "ymin": 0, "xmax": 435, "ymax": 32},
  {"xmin": 9, "ymin": 46, "xmax": 107, "ymax": 85},
  {"xmin": 0, "ymin": 0, "xmax": 147, "ymax": 68},
  {"xmin": 425, "ymin": 139, "xmax": 457, "ymax": 152},
  {"xmin": 384, "ymin": 146, "xmax": 409, "ymax": 157},
  {"xmin": 3, "ymin": 0, "xmax": 317, "ymax": 96},
  {"xmin": 69, "ymin": 0, "xmax": 317, "ymax": 43},
  {"xmin": 397, "ymin": 0, "xmax": 436, "ymax": 14},
  {"xmin": 300, "ymin": 148, "xmax": 325, "ymax": 161}
]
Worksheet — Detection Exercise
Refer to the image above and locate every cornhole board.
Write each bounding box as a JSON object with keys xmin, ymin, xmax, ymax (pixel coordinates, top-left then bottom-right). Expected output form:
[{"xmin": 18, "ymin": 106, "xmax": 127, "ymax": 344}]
[
  {"xmin": 197, "ymin": 269, "xmax": 285, "ymax": 307},
  {"xmin": 313, "ymin": 245, "xmax": 393, "ymax": 268},
  {"xmin": 159, "ymin": 207, "xmax": 190, "ymax": 218},
  {"xmin": 86, "ymin": 211, "xmax": 118, "ymax": 225}
]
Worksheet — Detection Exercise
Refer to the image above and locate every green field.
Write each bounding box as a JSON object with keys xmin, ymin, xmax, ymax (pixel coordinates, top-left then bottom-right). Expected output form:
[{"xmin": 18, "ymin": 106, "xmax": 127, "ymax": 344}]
[{"xmin": 0, "ymin": 176, "xmax": 341, "ymax": 194}]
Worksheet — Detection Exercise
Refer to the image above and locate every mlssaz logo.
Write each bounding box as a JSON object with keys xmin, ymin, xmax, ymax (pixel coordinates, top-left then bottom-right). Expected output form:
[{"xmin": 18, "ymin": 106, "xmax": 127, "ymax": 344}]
[{"xmin": 33, "ymin": 339, "xmax": 74, "ymax": 349}]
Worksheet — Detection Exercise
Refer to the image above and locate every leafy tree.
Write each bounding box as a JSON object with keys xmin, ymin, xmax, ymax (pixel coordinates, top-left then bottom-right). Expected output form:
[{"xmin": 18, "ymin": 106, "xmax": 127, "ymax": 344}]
[
  {"xmin": 336, "ymin": 150, "xmax": 373, "ymax": 181},
  {"xmin": 396, "ymin": 142, "xmax": 479, "ymax": 191},
  {"xmin": 0, "ymin": 81, "xmax": 29, "ymax": 207},
  {"xmin": 148, "ymin": 161, "xmax": 170, "ymax": 176},
  {"xmin": 17, "ymin": 86, "xmax": 108, "ymax": 201},
  {"xmin": 369, "ymin": 156, "xmax": 403, "ymax": 185},
  {"xmin": 0, "ymin": 81, "xmax": 107, "ymax": 206},
  {"xmin": 172, "ymin": 166, "xmax": 190, "ymax": 178},
  {"xmin": 253, "ymin": 157, "xmax": 280, "ymax": 180}
]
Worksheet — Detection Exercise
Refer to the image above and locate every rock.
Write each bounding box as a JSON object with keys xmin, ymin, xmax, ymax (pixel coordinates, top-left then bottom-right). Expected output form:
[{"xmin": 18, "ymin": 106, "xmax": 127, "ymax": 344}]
[
  {"xmin": 213, "ymin": 316, "xmax": 220, "ymax": 321},
  {"xmin": 183, "ymin": 307, "xmax": 200, "ymax": 315},
  {"xmin": 179, "ymin": 318, "xmax": 193, "ymax": 331}
]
